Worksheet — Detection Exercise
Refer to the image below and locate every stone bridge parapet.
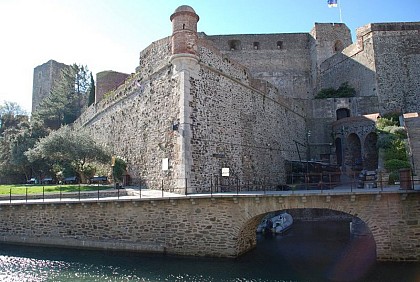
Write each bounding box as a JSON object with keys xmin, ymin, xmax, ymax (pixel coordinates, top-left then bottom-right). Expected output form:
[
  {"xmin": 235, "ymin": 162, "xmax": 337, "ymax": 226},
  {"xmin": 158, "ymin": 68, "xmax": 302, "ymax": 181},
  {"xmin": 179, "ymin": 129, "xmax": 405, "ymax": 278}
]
[{"xmin": 0, "ymin": 191, "xmax": 418, "ymax": 261}]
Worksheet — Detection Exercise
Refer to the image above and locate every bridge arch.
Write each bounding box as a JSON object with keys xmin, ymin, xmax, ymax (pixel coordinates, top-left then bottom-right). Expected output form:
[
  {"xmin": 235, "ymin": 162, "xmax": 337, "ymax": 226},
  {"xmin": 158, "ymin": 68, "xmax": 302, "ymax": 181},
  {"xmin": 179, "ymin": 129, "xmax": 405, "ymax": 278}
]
[{"xmin": 232, "ymin": 198, "xmax": 393, "ymax": 260}]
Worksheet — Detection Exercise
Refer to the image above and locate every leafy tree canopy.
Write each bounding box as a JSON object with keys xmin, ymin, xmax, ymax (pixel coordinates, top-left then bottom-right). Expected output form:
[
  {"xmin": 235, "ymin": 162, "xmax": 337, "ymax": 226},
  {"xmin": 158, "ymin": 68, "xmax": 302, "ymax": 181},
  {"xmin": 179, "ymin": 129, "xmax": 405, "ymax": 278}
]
[
  {"xmin": 0, "ymin": 119, "xmax": 49, "ymax": 183},
  {"xmin": 0, "ymin": 101, "xmax": 28, "ymax": 134},
  {"xmin": 26, "ymin": 126, "xmax": 111, "ymax": 183}
]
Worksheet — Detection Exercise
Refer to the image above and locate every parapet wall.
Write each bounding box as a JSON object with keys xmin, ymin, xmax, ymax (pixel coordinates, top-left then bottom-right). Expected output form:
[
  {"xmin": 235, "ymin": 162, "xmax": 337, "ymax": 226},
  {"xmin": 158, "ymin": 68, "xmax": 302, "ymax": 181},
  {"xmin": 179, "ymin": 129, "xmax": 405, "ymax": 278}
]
[
  {"xmin": 0, "ymin": 192, "xmax": 418, "ymax": 261},
  {"xmin": 204, "ymin": 33, "xmax": 312, "ymax": 99}
]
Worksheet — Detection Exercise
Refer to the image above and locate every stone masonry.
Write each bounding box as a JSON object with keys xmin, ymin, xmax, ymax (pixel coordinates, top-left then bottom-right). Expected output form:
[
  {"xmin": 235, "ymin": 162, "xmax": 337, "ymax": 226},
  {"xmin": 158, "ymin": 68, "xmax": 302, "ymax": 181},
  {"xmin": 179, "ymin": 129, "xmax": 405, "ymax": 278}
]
[
  {"xmin": 0, "ymin": 191, "xmax": 418, "ymax": 261},
  {"xmin": 68, "ymin": 7, "xmax": 419, "ymax": 191}
]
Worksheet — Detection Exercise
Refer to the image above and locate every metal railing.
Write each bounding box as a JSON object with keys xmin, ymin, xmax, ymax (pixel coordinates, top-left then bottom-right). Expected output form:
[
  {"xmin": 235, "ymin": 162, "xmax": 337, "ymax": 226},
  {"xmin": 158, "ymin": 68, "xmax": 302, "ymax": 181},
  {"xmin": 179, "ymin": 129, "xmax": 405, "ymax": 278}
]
[{"xmin": 0, "ymin": 173, "xmax": 418, "ymax": 204}]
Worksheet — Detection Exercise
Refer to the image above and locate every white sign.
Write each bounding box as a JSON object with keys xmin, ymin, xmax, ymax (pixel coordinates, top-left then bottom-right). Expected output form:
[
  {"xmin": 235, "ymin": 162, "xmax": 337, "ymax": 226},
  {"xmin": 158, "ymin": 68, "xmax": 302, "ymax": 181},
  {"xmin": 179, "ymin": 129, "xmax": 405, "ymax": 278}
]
[
  {"xmin": 162, "ymin": 158, "xmax": 169, "ymax": 171},
  {"xmin": 222, "ymin": 167, "xmax": 230, "ymax": 177}
]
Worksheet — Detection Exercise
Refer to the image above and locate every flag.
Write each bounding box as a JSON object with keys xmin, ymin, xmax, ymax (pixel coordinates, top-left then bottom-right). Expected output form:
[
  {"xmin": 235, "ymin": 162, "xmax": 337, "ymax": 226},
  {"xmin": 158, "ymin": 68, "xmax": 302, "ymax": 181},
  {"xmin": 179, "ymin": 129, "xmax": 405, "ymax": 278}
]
[{"xmin": 328, "ymin": 0, "xmax": 338, "ymax": 8}]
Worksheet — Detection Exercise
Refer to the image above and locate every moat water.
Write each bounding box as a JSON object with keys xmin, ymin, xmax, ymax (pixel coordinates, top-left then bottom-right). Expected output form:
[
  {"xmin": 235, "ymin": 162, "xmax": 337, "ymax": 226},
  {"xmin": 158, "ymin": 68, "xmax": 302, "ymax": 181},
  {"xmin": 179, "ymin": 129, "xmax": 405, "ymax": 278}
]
[{"xmin": 0, "ymin": 221, "xmax": 418, "ymax": 282}]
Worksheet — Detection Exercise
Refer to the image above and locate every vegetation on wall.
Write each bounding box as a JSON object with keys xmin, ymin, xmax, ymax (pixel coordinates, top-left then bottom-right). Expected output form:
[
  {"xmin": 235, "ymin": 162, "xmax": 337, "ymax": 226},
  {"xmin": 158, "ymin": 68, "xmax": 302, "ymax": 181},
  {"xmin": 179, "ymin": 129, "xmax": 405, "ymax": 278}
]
[
  {"xmin": 376, "ymin": 113, "xmax": 411, "ymax": 183},
  {"xmin": 315, "ymin": 82, "xmax": 356, "ymax": 99}
]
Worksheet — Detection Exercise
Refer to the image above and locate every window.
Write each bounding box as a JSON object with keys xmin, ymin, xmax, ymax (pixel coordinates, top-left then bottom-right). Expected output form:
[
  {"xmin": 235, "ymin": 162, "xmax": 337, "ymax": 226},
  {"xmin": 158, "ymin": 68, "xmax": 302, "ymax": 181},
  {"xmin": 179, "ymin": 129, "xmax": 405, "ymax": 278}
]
[
  {"xmin": 277, "ymin": 41, "xmax": 283, "ymax": 49},
  {"xmin": 253, "ymin": 42, "xmax": 260, "ymax": 50},
  {"xmin": 334, "ymin": 40, "xmax": 344, "ymax": 52},
  {"xmin": 228, "ymin": 40, "xmax": 241, "ymax": 51},
  {"xmin": 336, "ymin": 108, "xmax": 350, "ymax": 120}
]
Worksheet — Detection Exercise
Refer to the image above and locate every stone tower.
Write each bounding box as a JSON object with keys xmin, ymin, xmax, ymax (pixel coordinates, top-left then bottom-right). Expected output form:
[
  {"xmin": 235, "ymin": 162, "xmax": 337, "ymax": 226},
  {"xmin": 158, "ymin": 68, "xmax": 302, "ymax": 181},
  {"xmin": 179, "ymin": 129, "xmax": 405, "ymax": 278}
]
[
  {"xmin": 95, "ymin": 70, "xmax": 129, "ymax": 103},
  {"xmin": 309, "ymin": 23, "xmax": 352, "ymax": 93},
  {"xmin": 32, "ymin": 60, "xmax": 69, "ymax": 113},
  {"xmin": 170, "ymin": 5, "xmax": 200, "ymax": 193},
  {"xmin": 170, "ymin": 5, "xmax": 200, "ymax": 57}
]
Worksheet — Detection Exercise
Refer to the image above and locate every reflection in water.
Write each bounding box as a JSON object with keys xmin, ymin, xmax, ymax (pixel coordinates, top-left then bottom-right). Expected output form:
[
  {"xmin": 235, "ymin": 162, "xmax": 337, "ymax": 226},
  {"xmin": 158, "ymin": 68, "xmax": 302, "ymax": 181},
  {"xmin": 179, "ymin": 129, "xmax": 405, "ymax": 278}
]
[{"xmin": 0, "ymin": 222, "xmax": 418, "ymax": 281}]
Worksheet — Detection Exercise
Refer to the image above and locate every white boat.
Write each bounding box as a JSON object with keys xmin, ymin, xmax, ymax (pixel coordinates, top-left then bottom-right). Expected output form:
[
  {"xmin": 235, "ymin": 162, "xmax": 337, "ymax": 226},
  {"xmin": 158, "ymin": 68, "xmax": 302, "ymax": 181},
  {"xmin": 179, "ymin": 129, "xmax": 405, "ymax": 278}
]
[
  {"xmin": 257, "ymin": 212, "xmax": 293, "ymax": 234},
  {"xmin": 271, "ymin": 213, "xmax": 293, "ymax": 234}
]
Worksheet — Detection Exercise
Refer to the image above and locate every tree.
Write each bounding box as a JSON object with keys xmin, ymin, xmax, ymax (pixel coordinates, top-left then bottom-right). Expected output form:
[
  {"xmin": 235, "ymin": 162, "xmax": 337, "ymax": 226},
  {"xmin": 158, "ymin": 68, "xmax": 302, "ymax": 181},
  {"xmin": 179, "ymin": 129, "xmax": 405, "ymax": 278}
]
[
  {"xmin": 33, "ymin": 64, "xmax": 91, "ymax": 129},
  {"xmin": 0, "ymin": 101, "xmax": 27, "ymax": 134},
  {"xmin": 26, "ymin": 126, "xmax": 111, "ymax": 183},
  {"xmin": 88, "ymin": 73, "xmax": 96, "ymax": 106},
  {"xmin": 0, "ymin": 120, "xmax": 49, "ymax": 183}
]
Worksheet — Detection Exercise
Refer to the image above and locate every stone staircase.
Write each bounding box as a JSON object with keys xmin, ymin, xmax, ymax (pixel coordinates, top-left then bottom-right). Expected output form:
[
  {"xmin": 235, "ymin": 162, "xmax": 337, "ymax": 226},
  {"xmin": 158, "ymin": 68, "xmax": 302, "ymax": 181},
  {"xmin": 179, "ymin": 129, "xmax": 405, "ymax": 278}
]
[{"xmin": 404, "ymin": 113, "xmax": 420, "ymax": 177}]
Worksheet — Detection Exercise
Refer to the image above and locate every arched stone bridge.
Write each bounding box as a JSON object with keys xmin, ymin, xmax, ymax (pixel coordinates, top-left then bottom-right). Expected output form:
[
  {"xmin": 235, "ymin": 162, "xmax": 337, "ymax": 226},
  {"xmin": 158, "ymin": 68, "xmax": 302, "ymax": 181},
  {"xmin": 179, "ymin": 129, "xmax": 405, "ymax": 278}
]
[{"xmin": 0, "ymin": 190, "xmax": 418, "ymax": 261}]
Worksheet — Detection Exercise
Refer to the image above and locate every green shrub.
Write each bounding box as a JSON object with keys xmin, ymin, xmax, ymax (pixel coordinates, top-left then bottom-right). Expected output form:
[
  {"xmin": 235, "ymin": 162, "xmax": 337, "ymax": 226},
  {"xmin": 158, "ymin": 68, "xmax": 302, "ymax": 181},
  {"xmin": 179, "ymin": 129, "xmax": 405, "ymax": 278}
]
[
  {"xmin": 315, "ymin": 88, "xmax": 336, "ymax": 99},
  {"xmin": 384, "ymin": 159, "xmax": 411, "ymax": 171},
  {"xmin": 388, "ymin": 171, "xmax": 400, "ymax": 184},
  {"xmin": 337, "ymin": 82, "xmax": 356, "ymax": 97},
  {"xmin": 112, "ymin": 157, "xmax": 127, "ymax": 183},
  {"xmin": 376, "ymin": 118, "xmax": 398, "ymax": 130},
  {"xmin": 315, "ymin": 82, "xmax": 356, "ymax": 99}
]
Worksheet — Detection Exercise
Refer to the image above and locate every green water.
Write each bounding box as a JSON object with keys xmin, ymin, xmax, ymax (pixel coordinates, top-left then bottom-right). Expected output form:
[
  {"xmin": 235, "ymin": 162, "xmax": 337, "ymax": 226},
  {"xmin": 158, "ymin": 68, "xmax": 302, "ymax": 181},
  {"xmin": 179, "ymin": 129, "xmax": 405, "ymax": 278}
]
[{"xmin": 0, "ymin": 222, "xmax": 418, "ymax": 281}]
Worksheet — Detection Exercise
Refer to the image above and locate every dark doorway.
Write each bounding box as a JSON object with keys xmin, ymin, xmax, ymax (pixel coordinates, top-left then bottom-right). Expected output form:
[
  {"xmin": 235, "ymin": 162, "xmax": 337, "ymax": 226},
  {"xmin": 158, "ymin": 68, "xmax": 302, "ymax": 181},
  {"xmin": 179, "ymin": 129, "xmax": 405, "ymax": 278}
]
[{"xmin": 336, "ymin": 108, "xmax": 350, "ymax": 120}]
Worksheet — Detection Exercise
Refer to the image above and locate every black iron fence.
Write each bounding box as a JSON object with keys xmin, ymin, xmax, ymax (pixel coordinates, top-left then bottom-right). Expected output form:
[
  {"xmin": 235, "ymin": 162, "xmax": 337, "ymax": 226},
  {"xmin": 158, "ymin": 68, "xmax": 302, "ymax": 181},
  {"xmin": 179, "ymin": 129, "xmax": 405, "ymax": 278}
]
[{"xmin": 0, "ymin": 172, "xmax": 418, "ymax": 204}]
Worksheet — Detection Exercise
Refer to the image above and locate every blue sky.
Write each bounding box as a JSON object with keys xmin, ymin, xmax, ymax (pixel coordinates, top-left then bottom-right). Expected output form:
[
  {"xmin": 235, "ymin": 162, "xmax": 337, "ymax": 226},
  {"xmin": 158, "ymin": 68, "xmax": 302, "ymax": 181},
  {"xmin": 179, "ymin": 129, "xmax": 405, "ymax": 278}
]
[{"xmin": 1, "ymin": 0, "xmax": 419, "ymax": 113}]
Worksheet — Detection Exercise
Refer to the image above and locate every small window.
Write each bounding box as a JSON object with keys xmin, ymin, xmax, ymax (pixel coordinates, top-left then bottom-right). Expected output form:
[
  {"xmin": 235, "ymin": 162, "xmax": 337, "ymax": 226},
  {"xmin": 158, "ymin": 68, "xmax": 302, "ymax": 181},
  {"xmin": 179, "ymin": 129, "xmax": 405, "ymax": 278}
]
[
  {"xmin": 228, "ymin": 40, "xmax": 241, "ymax": 51},
  {"xmin": 182, "ymin": 23, "xmax": 185, "ymax": 30},
  {"xmin": 334, "ymin": 40, "xmax": 344, "ymax": 52},
  {"xmin": 336, "ymin": 108, "xmax": 350, "ymax": 120},
  {"xmin": 253, "ymin": 42, "xmax": 259, "ymax": 50},
  {"xmin": 38, "ymin": 72, "xmax": 42, "ymax": 79},
  {"xmin": 277, "ymin": 41, "xmax": 283, "ymax": 49}
]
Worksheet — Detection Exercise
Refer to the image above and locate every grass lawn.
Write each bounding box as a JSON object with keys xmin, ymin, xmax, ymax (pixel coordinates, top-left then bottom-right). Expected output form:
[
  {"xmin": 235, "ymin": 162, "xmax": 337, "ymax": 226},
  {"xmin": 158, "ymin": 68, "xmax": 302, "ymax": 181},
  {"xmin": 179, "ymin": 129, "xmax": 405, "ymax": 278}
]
[{"xmin": 0, "ymin": 184, "xmax": 113, "ymax": 195}]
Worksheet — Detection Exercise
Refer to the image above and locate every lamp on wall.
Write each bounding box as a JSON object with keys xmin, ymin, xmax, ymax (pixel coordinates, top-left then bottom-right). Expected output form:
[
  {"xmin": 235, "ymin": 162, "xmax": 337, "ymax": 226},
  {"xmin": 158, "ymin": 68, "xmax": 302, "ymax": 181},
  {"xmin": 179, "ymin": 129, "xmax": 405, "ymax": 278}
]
[{"xmin": 172, "ymin": 121, "xmax": 179, "ymax": 131}]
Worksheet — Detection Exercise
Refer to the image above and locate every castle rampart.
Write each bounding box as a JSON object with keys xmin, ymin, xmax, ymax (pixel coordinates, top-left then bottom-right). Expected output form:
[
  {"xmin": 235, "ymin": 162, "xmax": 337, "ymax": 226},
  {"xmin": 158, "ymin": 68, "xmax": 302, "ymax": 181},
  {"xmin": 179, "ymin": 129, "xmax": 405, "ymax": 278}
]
[{"xmin": 71, "ymin": 6, "xmax": 419, "ymax": 191}]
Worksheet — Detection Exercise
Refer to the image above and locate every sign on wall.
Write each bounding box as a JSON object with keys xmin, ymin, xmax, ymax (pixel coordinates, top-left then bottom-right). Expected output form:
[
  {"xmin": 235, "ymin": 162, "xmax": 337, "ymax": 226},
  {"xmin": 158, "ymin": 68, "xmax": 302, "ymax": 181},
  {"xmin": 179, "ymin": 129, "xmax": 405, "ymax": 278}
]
[
  {"xmin": 162, "ymin": 158, "xmax": 169, "ymax": 171},
  {"xmin": 222, "ymin": 167, "xmax": 230, "ymax": 177}
]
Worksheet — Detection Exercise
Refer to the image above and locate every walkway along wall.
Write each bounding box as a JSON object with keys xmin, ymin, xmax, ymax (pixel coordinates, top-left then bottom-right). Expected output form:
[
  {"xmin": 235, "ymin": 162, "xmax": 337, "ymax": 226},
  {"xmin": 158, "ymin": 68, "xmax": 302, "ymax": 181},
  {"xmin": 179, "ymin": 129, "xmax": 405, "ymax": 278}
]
[{"xmin": 0, "ymin": 191, "xmax": 418, "ymax": 261}]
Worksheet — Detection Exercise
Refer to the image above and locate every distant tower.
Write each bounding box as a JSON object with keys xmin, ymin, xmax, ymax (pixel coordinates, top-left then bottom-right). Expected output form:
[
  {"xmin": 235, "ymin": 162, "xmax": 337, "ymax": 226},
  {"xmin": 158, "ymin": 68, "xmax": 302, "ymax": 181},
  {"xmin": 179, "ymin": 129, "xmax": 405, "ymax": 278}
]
[
  {"xmin": 32, "ymin": 60, "xmax": 69, "ymax": 113},
  {"xmin": 170, "ymin": 5, "xmax": 200, "ymax": 57},
  {"xmin": 96, "ymin": 71, "xmax": 129, "ymax": 103}
]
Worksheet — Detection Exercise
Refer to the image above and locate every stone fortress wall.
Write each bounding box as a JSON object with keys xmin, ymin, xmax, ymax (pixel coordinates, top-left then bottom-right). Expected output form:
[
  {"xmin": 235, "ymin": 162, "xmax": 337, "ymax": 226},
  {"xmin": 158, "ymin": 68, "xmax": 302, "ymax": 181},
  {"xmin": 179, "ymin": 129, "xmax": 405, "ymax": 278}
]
[
  {"xmin": 310, "ymin": 22, "xmax": 420, "ymax": 160},
  {"xmin": 68, "ymin": 7, "xmax": 420, "ymax": 191},
  {"xmin": 75, "ymin": 36, "xmax": 180, "ymax": 189},
  {"xmin": 75, "ymin": 7, "xmax": 307, "ymax": 192}
]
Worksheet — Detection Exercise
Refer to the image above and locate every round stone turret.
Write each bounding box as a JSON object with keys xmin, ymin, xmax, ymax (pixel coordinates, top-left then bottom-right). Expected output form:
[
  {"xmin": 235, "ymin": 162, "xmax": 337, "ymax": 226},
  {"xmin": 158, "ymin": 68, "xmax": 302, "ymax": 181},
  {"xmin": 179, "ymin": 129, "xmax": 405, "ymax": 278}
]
[{"xmin": 170, "ymin": 5, "xmax": 199, "ymax": 56}]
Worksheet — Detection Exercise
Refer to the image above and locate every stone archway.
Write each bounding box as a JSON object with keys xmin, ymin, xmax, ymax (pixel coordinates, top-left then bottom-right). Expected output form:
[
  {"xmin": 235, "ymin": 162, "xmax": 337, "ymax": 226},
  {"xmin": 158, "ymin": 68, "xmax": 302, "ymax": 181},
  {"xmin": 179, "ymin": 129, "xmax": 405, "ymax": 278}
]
[
  {"xmin": 363, "ymin": 132, "xmax": 378, "ymax": 170},
  {"xmin": 346, "ymin": 133, "xmax": 362, "ymax": 172}
]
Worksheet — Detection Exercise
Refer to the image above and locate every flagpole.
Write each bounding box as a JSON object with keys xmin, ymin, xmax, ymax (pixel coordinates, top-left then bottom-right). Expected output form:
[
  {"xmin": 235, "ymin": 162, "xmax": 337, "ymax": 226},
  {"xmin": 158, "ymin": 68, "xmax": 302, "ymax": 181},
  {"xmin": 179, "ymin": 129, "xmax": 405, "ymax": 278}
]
[{"xmin": 338, "ymin": 0, "xmax": 343, "ymax": 23}]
